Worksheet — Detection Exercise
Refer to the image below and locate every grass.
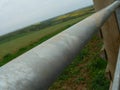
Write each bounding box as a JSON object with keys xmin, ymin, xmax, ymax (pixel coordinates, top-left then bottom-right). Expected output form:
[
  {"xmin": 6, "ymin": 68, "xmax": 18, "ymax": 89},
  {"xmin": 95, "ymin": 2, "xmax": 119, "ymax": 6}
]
[
  {"xmin": 88, "ymin": 55, "xmax": 110, "ymax": 90},
  {"xmin": 49, "ymin": 35, "xmax": 110, "ymax": 90},
  {"xmin": 0, "ymin": 13, "xmax": 91, "ymax": 62}
]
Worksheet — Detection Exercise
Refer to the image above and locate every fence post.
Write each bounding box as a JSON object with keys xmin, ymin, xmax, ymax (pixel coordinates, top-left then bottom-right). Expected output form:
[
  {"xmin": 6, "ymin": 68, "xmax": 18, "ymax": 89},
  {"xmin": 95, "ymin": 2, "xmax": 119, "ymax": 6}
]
[{"xmin": 93, "ymin": 0, "xmax": 120, "ymax": 89}]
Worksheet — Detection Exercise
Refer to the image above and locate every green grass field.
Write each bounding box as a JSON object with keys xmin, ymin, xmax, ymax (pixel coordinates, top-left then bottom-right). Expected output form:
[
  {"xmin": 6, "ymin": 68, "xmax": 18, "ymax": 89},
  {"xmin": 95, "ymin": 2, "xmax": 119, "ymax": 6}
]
[
  {"xmin": 0, "ymin": 6, "xmax": 93, "ymax": 65},
  {"xmin": 49, "ymin": 35, "xmax": 110, "ymax": 90},
  {"xmin": 0, "ymin": 6, "xmax": 110, "ymax": 89}
]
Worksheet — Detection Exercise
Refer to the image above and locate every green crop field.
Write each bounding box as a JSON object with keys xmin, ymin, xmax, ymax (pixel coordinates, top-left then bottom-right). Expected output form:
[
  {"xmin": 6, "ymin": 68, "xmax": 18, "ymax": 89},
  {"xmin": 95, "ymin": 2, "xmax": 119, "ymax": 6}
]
[
  {"xmin": 0, "ymin": 6, "xmax": 110, "ymax": 89},
  {"xmin": 0, "ymin": 6, "xmax": 93, "ymax": 65}
]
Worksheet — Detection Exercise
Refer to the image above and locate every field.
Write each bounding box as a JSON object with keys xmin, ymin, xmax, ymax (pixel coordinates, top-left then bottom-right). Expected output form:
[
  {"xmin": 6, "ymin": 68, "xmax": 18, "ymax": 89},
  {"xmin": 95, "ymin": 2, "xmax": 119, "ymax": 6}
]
[
  {"xmin": 0, "ymin": 6, "xmax": 110, "ymax": 89},
  {"xmin": 0, "ymin": 6, "xmax": 93, "ymax": 65},
  {"xmin": 49, "ymin": 35, "xmax": 110, "ymax": 90}
]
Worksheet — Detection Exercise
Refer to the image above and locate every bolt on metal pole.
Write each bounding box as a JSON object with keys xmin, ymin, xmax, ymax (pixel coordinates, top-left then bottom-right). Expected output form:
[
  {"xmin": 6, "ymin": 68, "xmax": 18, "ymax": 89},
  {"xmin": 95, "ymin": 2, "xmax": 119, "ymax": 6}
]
[{"xmin": 0, "ymin": 1, "xmax": 120, "ymax": 90}]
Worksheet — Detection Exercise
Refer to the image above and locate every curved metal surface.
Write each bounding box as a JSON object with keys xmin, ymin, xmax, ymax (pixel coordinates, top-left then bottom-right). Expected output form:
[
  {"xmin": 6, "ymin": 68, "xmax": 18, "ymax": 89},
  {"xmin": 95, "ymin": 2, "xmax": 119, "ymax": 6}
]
[
  {"xmin": 0, "ymin": 1, "xmax": 120, "ymax": 90},
  {"xmin": 112, "ymin": 48, "xmax": 120, "ymax": 90}
]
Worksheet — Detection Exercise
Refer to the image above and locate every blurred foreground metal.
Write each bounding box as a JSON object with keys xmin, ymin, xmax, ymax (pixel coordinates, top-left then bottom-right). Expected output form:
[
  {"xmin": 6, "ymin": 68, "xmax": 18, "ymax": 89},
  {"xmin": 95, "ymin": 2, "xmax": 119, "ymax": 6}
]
[
  {"xmin": 0, "ymin": 1, "xmax": 120, "ymax": 90},
  {"xmin": 112, "ymin": 48, "xmax": 120, "ymax": 90}
]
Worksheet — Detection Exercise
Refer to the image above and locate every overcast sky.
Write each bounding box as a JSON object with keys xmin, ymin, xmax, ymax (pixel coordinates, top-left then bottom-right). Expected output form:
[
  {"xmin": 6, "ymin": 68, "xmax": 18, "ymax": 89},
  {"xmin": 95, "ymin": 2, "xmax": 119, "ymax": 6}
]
[{"xmin": 0, "ymin": 0, "xmax": 93, "ymax": 35}]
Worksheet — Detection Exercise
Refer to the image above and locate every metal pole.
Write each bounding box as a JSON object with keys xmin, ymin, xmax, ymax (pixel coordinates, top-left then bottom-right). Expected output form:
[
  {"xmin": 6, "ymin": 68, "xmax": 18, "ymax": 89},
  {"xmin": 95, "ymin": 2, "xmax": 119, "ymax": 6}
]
[
  {"xmin": 0, "ymin": 1, "xmax": 120, "ymax": 90},
  {"xmin": 112, "ymin": 48, "xmax": 120, "ymax": 90}
]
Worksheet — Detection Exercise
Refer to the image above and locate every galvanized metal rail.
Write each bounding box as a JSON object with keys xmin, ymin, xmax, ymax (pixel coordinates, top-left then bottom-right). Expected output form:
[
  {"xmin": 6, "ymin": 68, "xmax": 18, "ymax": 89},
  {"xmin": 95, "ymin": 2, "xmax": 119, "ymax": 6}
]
[
  {"xmin": 112, "ymin": 48, "xmax": 120, "ymax": 90},
  {"xmin": 0, "ymin": 1, "xmax": 120, "ymax": 90}
]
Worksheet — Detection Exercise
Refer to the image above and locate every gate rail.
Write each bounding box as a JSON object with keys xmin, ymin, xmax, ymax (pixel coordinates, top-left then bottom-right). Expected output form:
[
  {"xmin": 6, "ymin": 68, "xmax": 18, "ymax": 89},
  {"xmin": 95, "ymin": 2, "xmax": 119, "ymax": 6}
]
[
  {"xmin": 112, "ymin": 48, "xmax": 120, "ymax": 90},
  {"xmin": 0, "ymin": 1, "xmax": 120, "ymax": 90}
]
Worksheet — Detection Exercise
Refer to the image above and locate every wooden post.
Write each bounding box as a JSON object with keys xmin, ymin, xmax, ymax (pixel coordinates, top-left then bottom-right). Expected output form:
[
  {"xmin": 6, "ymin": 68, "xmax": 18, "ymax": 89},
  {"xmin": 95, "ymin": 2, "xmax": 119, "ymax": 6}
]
[{"xmin": 93, "ymin": 0, "xmax": 120, "ymax": 88}]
